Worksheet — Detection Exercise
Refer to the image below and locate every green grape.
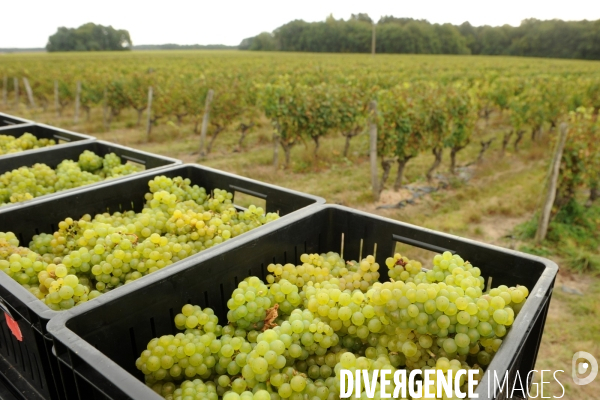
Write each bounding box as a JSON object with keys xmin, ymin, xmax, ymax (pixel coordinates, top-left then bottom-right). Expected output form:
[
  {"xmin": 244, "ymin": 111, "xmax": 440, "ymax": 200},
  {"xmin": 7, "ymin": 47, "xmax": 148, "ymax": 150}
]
[
  {"xmin": 1, "ymin": 176, "xmax": 279, "ymax": 312},
  {"xmin": 131, "ymin": 249, "xmax": 531, "ymax": 399}
]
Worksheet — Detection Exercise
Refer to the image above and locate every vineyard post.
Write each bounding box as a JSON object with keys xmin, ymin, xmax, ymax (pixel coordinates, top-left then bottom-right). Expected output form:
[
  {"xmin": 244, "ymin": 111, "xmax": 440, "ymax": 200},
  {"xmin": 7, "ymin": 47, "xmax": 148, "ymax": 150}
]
[
  {"xmin": 369, "ymin": 100, "xmax": 379, "ymax": 200},
  {"xmin": 371, "ymin": 24, "xmax": 376, "ymax": 57},
  {"xmin": 146, "ymin": 86, "xmax": 153, "ymax": 140},
  {"xmin": 13, "ymin": 78, "xmax": 19, "ymax": 108},
  {"xmin": 54, "ymin": 80, "xmax": 59, "ymax": 118},
  {"xmin": 102, "ymin": 87, "xmax": 109, "ymax": 131},
  {"xmin": 199, "ymin": 89, "xmax": 214, "ymax": 158},
  {"xmin": 74, "ymin": 81, "xmax": 81, "ymax": 123},
  {"xmin": 2, "ymin": 76, "xmax": 7, "ymax": 107},
  {"xmin": 273, "ymin": 129, "xmax": 280, "ymax": 169},
  {"xmin": 535, "ymin": 123, "xmax": 568, "ymax": 243},
  {"xmin": 23, "ymin": 78, "xmax": 36, "ymax": 109}
]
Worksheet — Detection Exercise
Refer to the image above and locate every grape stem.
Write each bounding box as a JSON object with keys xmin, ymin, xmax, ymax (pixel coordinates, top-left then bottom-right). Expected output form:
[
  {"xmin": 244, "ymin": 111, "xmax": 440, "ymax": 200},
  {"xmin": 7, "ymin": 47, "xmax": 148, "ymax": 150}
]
[{"xmin": 486, "ymin": 276, "xmax": 493, "ymax": 293}]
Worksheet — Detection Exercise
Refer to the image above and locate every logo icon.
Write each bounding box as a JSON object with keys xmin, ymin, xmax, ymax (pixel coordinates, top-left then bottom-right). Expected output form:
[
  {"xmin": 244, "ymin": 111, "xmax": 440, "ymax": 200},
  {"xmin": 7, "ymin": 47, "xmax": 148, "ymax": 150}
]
[{"xmin": 572, "ymin": 351, "xmax": 598, "ymax": 385}]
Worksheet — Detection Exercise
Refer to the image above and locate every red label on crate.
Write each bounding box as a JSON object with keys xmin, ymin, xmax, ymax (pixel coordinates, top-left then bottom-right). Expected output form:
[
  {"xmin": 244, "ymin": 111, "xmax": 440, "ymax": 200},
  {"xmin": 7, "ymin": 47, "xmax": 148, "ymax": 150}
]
[{"xmin": 4, "ymin": 312, "xmax": 22, "ymax": 341}]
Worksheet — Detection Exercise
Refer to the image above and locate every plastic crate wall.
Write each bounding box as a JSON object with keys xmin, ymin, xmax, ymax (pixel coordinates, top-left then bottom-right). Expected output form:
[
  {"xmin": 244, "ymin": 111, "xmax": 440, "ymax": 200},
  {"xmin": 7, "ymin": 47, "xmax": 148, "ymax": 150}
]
[
  {"xmin": 47, "ymin": 205, "xmax": 558, "ymax": 400},
  {"xmin": 0, "ymin": 164, "xmax": 323, "ymax": 399},
  {"xmin": 0, "ymin": 140, "xmax": 181, "ymax": 211}
]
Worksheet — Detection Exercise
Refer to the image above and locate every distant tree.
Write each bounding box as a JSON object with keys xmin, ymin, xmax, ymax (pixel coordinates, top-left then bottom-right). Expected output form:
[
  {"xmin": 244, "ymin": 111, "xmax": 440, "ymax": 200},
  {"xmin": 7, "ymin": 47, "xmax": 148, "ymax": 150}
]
[
  {"xmin": 239, "ymin": 32, "xmax": 277, "ymax": 51},
  {"xmin": 350, "ymin": 13, "xmax": 373, "ymax": 24},
  {"xmin": 273, "ymin": 20, "xmax": 311, "ymax": 51},
  {"xmin": 47, "ymin": 23, "xmax": 132, "ymax": 52},
  {"xmin": 240, "ymin": 15, "xmax": 600, "ymax": 60}
]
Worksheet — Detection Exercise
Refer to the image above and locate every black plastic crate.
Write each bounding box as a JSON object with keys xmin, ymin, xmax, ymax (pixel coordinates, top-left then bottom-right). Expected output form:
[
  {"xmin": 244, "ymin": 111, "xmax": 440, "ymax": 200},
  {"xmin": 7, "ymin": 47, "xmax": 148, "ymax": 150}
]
[
  {"xmin": 46, "ymin": 205, "xmax": 558, "ymax": 400},
  {"xmin": 0, "ymin": 164, "xmax": 323, "ymax": 400},
  {"xmin": 0, "ymin": 113, "xmax": 31, "ymax": 127},
  {"xmin": 0, "ymin": 140, "xmax": 181, "ymax": 210},
  {"xmin": 0, "ymin": 123, "xmax": 94, "ymax": 158}
]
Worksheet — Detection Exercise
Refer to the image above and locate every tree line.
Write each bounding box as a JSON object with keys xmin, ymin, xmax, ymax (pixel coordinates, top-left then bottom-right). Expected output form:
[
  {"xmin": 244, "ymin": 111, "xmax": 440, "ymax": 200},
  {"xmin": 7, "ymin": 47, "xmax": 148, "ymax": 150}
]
[
  {"xmin": 46, "ymin": 23, "xmax": 132, "ymax": 52},
  {"xmin": 240, "ymin": 15, "xmax": 600, "ymax": 60}
]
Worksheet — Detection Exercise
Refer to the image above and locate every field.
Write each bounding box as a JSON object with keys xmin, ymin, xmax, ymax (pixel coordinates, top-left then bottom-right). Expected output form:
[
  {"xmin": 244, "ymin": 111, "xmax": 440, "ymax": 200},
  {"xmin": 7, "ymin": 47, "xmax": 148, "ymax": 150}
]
[{"xmin": 2, "ymin": 50, "xmax": 600, "ymax": 398}]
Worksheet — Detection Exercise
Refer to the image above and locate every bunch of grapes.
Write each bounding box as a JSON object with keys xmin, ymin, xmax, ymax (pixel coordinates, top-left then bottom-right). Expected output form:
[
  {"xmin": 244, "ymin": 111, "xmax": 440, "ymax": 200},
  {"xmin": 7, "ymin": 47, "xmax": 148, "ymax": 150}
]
[
  {"xmin": 0, "ymin": 150, "xmax": 143, "ymax": 206},
  {"xmin": 0, "ymin": 132, "xmax": 56, "ymax": 155},
  {"xmin": 0, "ymin": 176, "xmax": 279, "ymax": 311},
  {"xmin": 78, "ymin": 150, "xmax": 103, "ymax": 172},
  {"xmin": 136, "ymin": 250, "xmax": 529, "ymax": 400}
]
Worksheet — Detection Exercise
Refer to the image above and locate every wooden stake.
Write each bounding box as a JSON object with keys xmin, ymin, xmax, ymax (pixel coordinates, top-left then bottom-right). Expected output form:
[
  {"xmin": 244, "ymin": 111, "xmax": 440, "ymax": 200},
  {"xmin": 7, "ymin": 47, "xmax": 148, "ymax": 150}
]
[
  {"xmin": 199, "ymin": 89, "xmax": 214, "ymax": 158},
  {"xmin": 74, "ymin": 81, "xmax": 81, "ymax": 123},
  {"xmin": 13, "ymin": 78, "xmax": 19, "ymax": 108},
  {"xmin": 102, "ymin": 87, "xmax": 109, "ymax": 131},
  {"xmin": 146, "ymin": 86, "xmax": 153, "ymax": 140},
  {"xmin": 369, "ymin": 100, "xmax": 379, "ymax": 200},
  {"xmin": 2, "ymin": 76, "xmax": 7, "ymax": 107},
  {"xmin": 273, "ymin": 131, "xmax": 280, "ymax": 169},
  {"xmin": 23, "ymin": 78, "xmax": 36, "ymax": 109},
  {"xmin": 54, "ymin": 80, "xmax": 59, "ymax": 117},
  {"xmin": 535, "ymin": 123, "xmax": 568, "ymax": 243},
  {"xmin": 371, "ymin": 24, "xmax": 376, "ymax": 56}
]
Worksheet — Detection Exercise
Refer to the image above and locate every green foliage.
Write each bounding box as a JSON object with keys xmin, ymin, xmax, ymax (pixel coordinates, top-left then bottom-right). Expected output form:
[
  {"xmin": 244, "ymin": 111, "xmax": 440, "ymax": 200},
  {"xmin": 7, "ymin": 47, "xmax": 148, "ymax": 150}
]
[
  {"xmin": 242, "ymin": 16, "xmax": 600, "ymax": 59},
  {"xmin": 239, "ymin": 33, "xmax": 277, "ymax": 51},
  {"xmin": 377, "ymin": 85, "xmax": 425, "ymax": 161},
  {"xmin": 246, "ymin": 17, "xmax": 470, "ymax": 54},
  {"xmin": 331, "ymin": 81, "xmax": 368, "ymax": 136},
  {"xmin": 445, "ymin": 85, "xmax": 477, "ymax": 149},
  {"xmin": 47, "ymin": 23, "xmax": 132, "ymax": 52},
  {"xmin": 556, "ymin": 108, "xmax": 600, "ymax": 206},
  {"xmin": 518, "ymin": 201, "xmax": 600, "ymax": 271},
  {"xmin": 518, "ymin": 245, "xmax": 552, "ymax": 257},
  {"xmin": 105, "ymin": 79, "xmax": 129, "ymax": 116},
  {"xmin": 550, "ymin": 201, "xmax": 600, "ymax": 271}
]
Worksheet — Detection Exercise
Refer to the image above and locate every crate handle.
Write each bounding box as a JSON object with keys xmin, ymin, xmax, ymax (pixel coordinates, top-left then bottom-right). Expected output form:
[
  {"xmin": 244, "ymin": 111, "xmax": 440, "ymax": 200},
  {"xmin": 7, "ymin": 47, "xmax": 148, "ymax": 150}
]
[
  {"xmin": 229, "ymin": 185, "xmax": 267, "ymax": 200},
  {"xmin": 121, "ymin": 155, "xmax": 147, "ymax": 165},
  {"xmin": 392, "ymin": 234, "xmax": 455, "ymax": 254},
  {"xmin": 53, "ymin": 134, "xmax": 72, "ymax": 142}
]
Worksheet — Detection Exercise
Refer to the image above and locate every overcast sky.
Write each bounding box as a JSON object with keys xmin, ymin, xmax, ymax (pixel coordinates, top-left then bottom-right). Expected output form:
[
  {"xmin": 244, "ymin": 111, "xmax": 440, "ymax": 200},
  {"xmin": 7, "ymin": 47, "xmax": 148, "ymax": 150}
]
[{"xmin": 1, "ymin": 0, "xmax": 598, "ymax": 48}]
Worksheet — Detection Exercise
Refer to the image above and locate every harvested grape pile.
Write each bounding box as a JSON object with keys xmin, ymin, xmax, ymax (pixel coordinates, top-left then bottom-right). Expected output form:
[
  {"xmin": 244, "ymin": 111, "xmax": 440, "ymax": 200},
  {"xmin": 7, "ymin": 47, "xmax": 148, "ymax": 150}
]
[
  {"xmin": 0, "ymin": 132, "xmax": 56, "ymax": 155},
  {"xmin": 0, "ymin": 150, "xmax": 142, "ymax": 205},
  {"xmin": 0, "ymin": 176, "xmax": 279, "ymax": 310},
  {"xmin": 136, "ymin": 251, "xmax": 529, "ymax": 400}
]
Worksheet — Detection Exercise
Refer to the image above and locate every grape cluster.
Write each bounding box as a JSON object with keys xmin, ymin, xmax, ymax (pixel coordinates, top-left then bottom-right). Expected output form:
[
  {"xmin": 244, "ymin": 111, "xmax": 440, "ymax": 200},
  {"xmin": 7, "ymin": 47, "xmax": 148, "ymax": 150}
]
[
  {"xmin": 0, "ymin": 150, "xmax": 143, "ymax": 206},
  {"xmin": 137, "ymin": 250, "xmax": 529, "ymax": 400},
  {"xmin": 0, "ymin": 132, "xmax": 56, "ymax": 155},
  {"xmin": 266, "ymin": 252, "xmax": 380, "ymax": 291},
  {"xmin": 0, "ymin": 176, "xmax": 279, "ymax": 310}
]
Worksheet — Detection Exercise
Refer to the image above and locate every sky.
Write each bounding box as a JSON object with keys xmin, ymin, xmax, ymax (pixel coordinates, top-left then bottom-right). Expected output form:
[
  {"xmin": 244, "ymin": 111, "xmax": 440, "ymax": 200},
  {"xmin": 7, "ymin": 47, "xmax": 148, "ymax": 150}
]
[{"xmin": 1, "ymin": 0, "xmax": 599, "ymax": 48}]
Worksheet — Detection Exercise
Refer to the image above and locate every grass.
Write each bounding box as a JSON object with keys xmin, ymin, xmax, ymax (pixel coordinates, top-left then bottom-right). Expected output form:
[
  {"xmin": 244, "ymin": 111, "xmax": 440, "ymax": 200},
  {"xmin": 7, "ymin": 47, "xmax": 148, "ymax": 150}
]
[
  {"xmin": 3, "ymin": 89, "xmax": 600, "ymax": 398},
  {"xmin": 517, "ymin": 200, "xmax": 600, "ymax": 272}
]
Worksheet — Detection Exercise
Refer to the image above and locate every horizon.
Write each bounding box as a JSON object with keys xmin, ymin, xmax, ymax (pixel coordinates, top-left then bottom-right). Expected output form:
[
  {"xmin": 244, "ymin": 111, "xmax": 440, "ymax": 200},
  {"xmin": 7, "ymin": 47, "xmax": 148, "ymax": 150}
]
[
  {"xmin": 1, "ymin": 16, "xmax": 598, "ymax": 51},
  {"xmin": 1, "ymin": 0, "xmax": 599, "ymax": 48}
]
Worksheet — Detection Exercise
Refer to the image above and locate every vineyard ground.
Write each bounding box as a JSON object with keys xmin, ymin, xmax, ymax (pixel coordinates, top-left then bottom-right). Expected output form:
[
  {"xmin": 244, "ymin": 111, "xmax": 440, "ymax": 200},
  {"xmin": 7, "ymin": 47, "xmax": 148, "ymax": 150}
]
[{"xmin": 4, "ymin": 99, "xmax": 600, "ymax": 398}]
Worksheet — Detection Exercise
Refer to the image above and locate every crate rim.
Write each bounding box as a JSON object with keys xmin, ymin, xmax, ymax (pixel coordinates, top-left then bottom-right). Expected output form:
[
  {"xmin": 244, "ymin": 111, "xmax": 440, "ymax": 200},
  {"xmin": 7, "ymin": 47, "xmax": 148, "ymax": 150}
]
[
  {"xmin": 0, "ymin": 122, "xmax": 33, "ymax": 132},
  {"xmin": 46, "ymin": 204, "xmax": 559, "ymax": 400},
  {"xmin": 0, "ymin": 121, "xmax": 97, "ymax": 161},
  {"xmin": 0, "ymin": 139, "xmax": 180, "ymax": 167},
  {"xmin": 0, "ymin": 163, "xmax": 324, "ymax": 326},
  {"xmin": 0, "ymin": 112, "xmax": 34, "ymax": 125},
  {"xmin": 0, "ymin": 121, "xmax": 95, "ymax": 140},
  {"xmin": 0, "ymin": 139, "xmax": 182, "ymax": 211},
  {"xmin": 0, "ymin": 162, "xmax": 324, "ymax": 212}
]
